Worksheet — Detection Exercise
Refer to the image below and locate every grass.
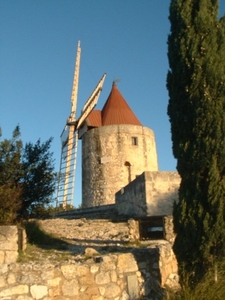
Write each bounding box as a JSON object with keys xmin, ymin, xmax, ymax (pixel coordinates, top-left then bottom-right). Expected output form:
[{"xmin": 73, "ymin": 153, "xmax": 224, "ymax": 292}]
[
  {"xmin": 165, "ymin": 259, "xmax": 225, "ymax": 300},
  {"xmin": 24, "ymin": 220, "xmax": 68, "ymax": 248},
  {"xmin": 125, "ymin": 239, "xmax": 148, "ymax": 248},
  {"xmin": 18, "ymin": 220, "xmax": 73, "ymax": 262}
]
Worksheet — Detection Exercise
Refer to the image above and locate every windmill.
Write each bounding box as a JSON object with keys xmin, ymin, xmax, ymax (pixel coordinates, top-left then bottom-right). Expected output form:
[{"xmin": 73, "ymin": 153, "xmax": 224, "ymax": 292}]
[{"xmin": 56, "ymin": 41, "xmax": 106, "ymax": 209}]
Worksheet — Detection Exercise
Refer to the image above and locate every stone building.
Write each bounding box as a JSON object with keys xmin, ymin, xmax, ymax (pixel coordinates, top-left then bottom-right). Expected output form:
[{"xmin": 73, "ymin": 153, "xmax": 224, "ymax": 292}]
[
  {"xmin": 78, "ymin": 82, "xmax": 180, "ymax": 216},
  {"xmin": 79, "ymin": 82, "xmax": 157, "ymax": 207}
]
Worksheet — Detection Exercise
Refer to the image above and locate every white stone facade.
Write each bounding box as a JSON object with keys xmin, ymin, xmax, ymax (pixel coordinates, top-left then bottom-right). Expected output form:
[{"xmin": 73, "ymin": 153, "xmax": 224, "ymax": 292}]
[{"xmin": 82, "ymin": 124, "xmax": 158, "ymax": 207}]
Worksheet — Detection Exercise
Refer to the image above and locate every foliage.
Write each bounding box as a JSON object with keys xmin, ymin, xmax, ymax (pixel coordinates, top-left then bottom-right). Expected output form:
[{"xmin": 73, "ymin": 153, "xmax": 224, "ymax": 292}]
[
  {"xmin": 0, "ymin": 126, "xmax": 23, "ymax": 224},
  {"xmin": 20, "ymin": 138, "xmax": 57, "ymax": 218},
  {"xmin": 0, "ymin": 127, "xmax": 57, "ymax": 223},
  {"xmin": 166, "ymin": 257, "xmax": 225, "ymax": 300},
  {"xmin": 167, "ymin": 0, "xmax": 225, "ymax": 282}
]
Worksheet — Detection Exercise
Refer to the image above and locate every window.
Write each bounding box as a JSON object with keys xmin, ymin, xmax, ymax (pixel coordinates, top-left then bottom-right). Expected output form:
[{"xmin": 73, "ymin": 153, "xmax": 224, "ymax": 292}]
[
  {"xmin": 131, "ymin": 136, "xmax": 138, "ymax": 145},
  {"xmin": 139, "ymin": 217, "xmax": 164, "ymax": 240}
]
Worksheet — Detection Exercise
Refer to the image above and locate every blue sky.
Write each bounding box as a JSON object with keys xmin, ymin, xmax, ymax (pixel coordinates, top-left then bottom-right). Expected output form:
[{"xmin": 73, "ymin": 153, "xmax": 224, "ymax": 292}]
[{"xmin": 1, "ymin": 1, "xmax": 225, "ymax": 207}]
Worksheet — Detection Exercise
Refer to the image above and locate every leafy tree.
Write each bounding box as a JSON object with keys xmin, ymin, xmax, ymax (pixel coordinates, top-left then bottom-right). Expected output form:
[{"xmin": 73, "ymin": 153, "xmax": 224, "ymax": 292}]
[
  {"xmin": 0, "ymin": 127, "xmax": 57, "ymax": 222},
  {"xmin": 0, "ymin": 126, "xmax": 23, "ymax": 224},
  {"xmin": 167, "ymin": 0, "xmax": 225, "ymax": 281},
  {"xmin": 20, "ymin": 138, "xmax": 57, "ymax": 218}
]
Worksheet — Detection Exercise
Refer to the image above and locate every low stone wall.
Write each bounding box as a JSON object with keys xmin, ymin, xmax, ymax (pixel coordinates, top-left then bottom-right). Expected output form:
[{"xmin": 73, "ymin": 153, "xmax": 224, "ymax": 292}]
[
  {"xmin": 0, "ymin": 245, "xmax": 178, "ymax": 300},
  {"xmin": 0, "ymin": 219, "xmax": 179, "ymax": 299},
  {"xmin": 0, "ymin": 226, "xmax": 26, "ymax": 265}
]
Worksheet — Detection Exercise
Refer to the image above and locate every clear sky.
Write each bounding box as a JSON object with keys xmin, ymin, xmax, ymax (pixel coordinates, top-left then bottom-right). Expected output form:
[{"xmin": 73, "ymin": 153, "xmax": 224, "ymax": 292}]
[{"xmin": 1, "ymin": 0, "xmax": 225, "ymax": 207}]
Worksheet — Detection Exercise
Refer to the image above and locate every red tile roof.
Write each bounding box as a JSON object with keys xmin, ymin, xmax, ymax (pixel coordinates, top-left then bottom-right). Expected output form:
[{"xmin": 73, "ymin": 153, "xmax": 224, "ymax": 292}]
[
  {"xmin": 101, "ymin": 83, "xmax": 142, "ymax": 126},
  {"xmin": 86, "ymin": 83, "xmax": 142, "ymax": 127},
  {"xmin": 86, "ymin": 110, "xmax": 102, "ymax": 127}
]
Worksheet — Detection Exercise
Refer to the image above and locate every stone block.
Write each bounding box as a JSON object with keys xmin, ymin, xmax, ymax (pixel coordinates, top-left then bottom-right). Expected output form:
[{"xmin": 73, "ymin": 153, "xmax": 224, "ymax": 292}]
[
  {"xmin": 61, "ymin": 279, "xmax": 79, "ymax": 296},
  {"xmin": 48, "ymin": 285, "xmax": 61, "ymax": 298},
  {"xmin": 61, "ymin": 264, "xmax": 78, "ymax": 279},
  {"xmin": 110, "ymin": 270, "xmax": 117, "ymax": 282},
  {"xmin": 77, "ymin": 265, "xmax": 90, "ymax": 277},
  {"xmin": 95, "ymin": 271, "xmax": 111, "ymax": 285},
  {"xmin": 41, "ymin": 269, "xmax": 55, "ymax": 281},
  {"xmin": 0, "ymin": 275, "xmax": 6, "ymax": 288},
  {"xmin": 117, "ymin": 253, "xmax": 138, "ymax": 273},
  {"xmin": 84, "ymin": 247, "xmax": 100, "ymax": 257},
  {"xmin": 127, "ymin": 274, "xmax": 139, "ymax": 299},
  {"xmin": 79, "ymin": 271, "xmax": 95, "ymax": 285},
  {"xmin": 90, "ymin": 264, "xmax": 99, "ymax": 273},
  {"xmin": 98, "ymin": 286, "xmax": 105, "ymax": 296},
  {"xmin": 0, "ymin": 251, "xmax": 5, "ymax": 265},
  {"xmin": 4, "ymin": 251, "xmax": 18, "ymax": 264},
  {"xmin": 100, "ymin": 256, "xmax": 116, "ymax": 271},
  {"xmin": 0, "ymin": 264, "xmax": 8, "ymax": 274},
  {"xmin": 0, "ymin": 226, "xmax": 18, "ymax": 251},
  {"xmin": 104, "ymin": 283, "xmax": 121, "ymax": 298},
  {"xmin": 30, "ymin": 285, "xmax": 48, "ymax": 300},
  {"xmin": 47, "ymin": 276, "xmax": 62, "ymax": 287},
  {"xmin": 0, "ymin": 226, "xmax": 18, "ymax": 239},
  {"xmin": 0, "ymin": 285, "xmax": 29, "ymax": 297},
  {"xmin": 7, "ymin": 272, "xmax": 16, "ymax": 284}
]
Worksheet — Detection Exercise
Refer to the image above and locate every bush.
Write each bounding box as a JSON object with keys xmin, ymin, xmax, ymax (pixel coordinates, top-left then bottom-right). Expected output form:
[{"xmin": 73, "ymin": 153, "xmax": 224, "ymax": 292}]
[{"xmin": 167, "ymin": 257, "xmax": 225, "ymax": 300}]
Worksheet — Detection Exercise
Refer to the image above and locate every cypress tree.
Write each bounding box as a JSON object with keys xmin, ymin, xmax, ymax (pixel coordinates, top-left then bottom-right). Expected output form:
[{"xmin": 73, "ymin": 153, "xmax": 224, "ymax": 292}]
[{"xmin": 167, "ymin": 0, "xmax": 225, "ymax": 281}]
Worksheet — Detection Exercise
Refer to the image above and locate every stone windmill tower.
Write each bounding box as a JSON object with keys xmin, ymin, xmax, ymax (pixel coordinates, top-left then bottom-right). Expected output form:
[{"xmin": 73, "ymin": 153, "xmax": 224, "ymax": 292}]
[{"xmin": 78, "ymin": 82, "xmax": 158, "ymax": 208}]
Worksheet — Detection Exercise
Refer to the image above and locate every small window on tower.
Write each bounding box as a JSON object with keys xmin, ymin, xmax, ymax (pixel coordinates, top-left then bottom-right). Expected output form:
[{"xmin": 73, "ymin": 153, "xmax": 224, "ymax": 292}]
[{"xmin": 132, "ymin": 137, "xmax": 138, "ymax": 146}]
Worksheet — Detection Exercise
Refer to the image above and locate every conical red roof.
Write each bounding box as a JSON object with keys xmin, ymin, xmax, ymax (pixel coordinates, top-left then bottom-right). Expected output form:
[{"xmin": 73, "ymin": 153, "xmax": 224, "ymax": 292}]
[
  {"xmin": 101, "ymin": 83, "xmax": 142, "ymax": 126},
  {"xmin": 85, "ymin": 83, "xmax": 142, "ymax": 128}
]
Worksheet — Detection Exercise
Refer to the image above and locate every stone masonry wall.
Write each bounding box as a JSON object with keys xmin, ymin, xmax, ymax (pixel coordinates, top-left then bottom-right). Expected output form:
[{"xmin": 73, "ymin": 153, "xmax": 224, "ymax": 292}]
[
  {"xmin": 0, "ymin": 217, "xmax": 179, "ymax": 299},
  {"xmin": 0, "ymin": 226, "xmax": 26, "ymax": 265},
  {"xmin": 116, "ymin": 171, "xmax": 180, "ymax": 217},
  {"xmin": 145, "ymin": 172, "xmax": 180, "ymax": 216},
  {"xmin": 82, "ymin": 125, "xmax": 158, "ymax": 208},
  {"xmin": 0, "ymin": 247, "xmax": 178, "ymax": 300}
]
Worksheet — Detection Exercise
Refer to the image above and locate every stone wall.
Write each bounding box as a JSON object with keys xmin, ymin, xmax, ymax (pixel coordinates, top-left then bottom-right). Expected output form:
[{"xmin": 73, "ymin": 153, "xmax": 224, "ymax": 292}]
[
  {"xmin": 0, "ymin": 245, "xmax": 178, "ymax": 300},
  {"xmin": 82, "ymin": 125, "xmax": 158, "ymax": 208},
  {"xmin": 116, "ymin": 171, "xmax": 180, "ymax": 217},
  {"xmin": 0, "ymin": 218, "xmax": 179, "ymax": 299},
  {"xmin": 39, "ymin": 216, "xmax": 175, "ymax": 245},
  {"xmin": 0, "ymin": 226, "xmax": 26, "ymax": 265}
]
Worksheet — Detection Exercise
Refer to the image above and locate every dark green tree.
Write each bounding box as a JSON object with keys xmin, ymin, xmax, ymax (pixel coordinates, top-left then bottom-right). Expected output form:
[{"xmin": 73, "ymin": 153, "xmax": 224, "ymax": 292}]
[
  {"xmin": 0, "ymin": 127, "xmax": 57, "ymax": 221},
  {"xmin": 167, "ymin": 0, "xmax": 225, "ymax": 281},
  {"xmin": 0, "ymin": 126, "xmax": 23, "ymax": 224},
  {"xmin": 20, "ymin": 138, "xmax": 57, "ymax": 218}
]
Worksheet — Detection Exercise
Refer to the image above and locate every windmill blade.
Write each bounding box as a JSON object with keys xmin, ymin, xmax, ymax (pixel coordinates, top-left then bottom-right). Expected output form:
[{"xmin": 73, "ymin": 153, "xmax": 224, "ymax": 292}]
[
  {"xmin": 76, "ymin": 73, "xmax": 106, "ymax": 130},
  {"xmin": 69, "ymin": 41, "xmax": 81, "ymax": 123},
  {"xmin": 56, "ymin": 41, "xmax": 81, "ymax": 209}
]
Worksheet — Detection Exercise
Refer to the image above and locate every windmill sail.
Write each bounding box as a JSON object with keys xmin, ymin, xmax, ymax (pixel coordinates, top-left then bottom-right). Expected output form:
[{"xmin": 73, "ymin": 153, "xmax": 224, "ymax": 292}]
[
  {"xmin": 76, "ymin": 73, "xmax": 106, "ymax": 130},
  {"xmin": 56, "ymin": 41, "xmax": 81, "ymax": 209},
  {"xmin": 56, "ymin": 41, "xmax": 106, "ymax": 209}
]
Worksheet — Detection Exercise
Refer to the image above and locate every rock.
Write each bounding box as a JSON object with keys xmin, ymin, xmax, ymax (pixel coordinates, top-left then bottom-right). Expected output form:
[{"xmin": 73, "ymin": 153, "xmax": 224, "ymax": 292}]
[
  {"xmin": 117, "ymin": 253, "xmax": 138, "ymax": 273},
  {"xmin": 30, "ymin": 285, "xmax": 48, "ymax": 300},
  {"xmin": 0, "ymin": 285, "xmax": 29, "ymax": 297},
  {"xmin": 84, "ymin": 247, "xmax": 100, "ymax": 257}
]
